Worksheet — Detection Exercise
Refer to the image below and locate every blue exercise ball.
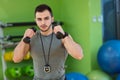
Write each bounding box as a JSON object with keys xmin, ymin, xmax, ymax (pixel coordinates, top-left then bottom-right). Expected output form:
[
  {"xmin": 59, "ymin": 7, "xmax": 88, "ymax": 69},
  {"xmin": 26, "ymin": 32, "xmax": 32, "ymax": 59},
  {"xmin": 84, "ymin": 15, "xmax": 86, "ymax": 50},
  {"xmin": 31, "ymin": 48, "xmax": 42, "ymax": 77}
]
[
  {"xmin": 97, "ymin": 40, "xmax": 120, "ymax": 75},
  {"xmin": 66, "ymin": 72, "xmax": 88, "ymax": 80},
  {"xmin": 116, "ymin": 74, "xmax": 120, "ymax": 80}
]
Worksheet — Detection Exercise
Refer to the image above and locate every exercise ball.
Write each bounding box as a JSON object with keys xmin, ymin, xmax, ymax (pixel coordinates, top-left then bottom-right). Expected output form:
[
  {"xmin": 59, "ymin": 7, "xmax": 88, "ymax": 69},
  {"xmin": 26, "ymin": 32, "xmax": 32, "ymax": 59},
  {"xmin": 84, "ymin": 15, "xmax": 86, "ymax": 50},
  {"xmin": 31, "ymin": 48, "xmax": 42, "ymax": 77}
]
[
  {"xmin": 97, "ymin": 40, "xmax": 120, "ymax": 74},
  {"xmin": 4, "ymin": 51, "xmax": 13, "ymax": 61},
  {"xmin": 116, "ymin": 74, "xmax": 120, "ymax": 80},
  {"xmin": 5, "ymin": 67, "xmax": 22, "ymax": 79},
  {"xmin": 66, "ymin": 72, "xmax": 88, "ymax": 80},
  {"xmin": 22, "ymin": 65, "xmax": 34, "ymax": 77},
  {"xmin": 87, "ymin": 70, "xmax": 112, "ymax": 80},
  {"xmin": 23, "ymin": 52, "xmax": 31, "ymax": 60}
]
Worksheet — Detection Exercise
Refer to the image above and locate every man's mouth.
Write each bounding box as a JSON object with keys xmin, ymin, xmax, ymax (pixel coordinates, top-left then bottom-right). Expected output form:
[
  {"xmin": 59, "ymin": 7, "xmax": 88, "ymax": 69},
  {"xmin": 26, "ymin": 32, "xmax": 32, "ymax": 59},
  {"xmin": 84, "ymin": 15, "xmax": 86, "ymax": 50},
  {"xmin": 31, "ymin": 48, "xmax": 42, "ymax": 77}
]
[{"xmin": 41, "ymin": 25, "xmax": 47, "ymax": 29}]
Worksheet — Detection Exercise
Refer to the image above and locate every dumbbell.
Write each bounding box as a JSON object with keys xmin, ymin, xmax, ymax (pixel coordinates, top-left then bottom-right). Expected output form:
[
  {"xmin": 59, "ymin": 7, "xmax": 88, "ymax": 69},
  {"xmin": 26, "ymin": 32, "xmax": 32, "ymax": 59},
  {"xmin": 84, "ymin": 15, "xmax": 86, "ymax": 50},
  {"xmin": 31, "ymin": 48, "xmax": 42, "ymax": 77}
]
[
  {"xmin": 52, "ymin": 21, "xmax": 68, "ymax": 39},
  {"xmin": 23, "ymin": 27, "xmax": 37, "ymax": 44}
]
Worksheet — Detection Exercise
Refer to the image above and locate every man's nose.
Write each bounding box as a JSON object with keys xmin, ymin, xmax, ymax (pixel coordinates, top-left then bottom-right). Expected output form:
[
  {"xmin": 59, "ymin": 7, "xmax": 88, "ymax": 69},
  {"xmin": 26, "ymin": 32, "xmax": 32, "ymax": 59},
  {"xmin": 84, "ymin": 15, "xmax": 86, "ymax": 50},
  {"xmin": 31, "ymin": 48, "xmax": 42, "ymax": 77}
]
[{"xmin": 41, "ymin": 20, "xmax": 45, "ymax": 24}]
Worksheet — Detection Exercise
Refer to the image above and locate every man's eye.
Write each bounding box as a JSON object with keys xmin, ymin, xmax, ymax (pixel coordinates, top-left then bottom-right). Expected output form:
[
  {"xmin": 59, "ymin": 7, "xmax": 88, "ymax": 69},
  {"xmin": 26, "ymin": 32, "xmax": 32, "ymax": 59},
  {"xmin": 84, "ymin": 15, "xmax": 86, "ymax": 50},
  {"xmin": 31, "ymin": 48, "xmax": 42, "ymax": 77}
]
[
  {"xmin": 45, "ymin": 17, "xmax": 49, "ymax": 20},
  {"xmin": 37, "ymin": 18, "xmax": 42, "ymax": 21}
]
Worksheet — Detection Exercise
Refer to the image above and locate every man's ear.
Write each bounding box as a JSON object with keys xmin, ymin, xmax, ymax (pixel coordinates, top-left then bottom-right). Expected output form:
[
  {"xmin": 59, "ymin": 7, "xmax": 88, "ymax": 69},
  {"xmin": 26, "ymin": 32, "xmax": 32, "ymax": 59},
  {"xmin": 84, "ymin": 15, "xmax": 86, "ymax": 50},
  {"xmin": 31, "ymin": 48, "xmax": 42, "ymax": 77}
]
[{"xmin": 52, "ymin": 17, "xmax": 54, "ymax": 23}]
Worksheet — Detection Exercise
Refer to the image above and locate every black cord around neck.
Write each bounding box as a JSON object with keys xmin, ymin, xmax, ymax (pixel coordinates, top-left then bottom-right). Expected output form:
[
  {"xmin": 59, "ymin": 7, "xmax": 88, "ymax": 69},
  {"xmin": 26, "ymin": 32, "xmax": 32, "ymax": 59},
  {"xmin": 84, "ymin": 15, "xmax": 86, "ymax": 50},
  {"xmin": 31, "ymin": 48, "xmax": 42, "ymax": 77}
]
[{"xmin": 40, "ymin": 32, "xmax": 53, "ymax": 65}]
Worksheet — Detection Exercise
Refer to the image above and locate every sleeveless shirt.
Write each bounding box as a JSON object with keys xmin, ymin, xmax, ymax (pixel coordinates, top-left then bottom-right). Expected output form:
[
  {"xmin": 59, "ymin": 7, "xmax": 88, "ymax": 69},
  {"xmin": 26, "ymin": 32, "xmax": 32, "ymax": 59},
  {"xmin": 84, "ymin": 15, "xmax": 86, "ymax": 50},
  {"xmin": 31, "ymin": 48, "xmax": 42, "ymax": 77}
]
[{"xmin": 30, "ymin": 31, "xmax": 68, "ymax": 80}]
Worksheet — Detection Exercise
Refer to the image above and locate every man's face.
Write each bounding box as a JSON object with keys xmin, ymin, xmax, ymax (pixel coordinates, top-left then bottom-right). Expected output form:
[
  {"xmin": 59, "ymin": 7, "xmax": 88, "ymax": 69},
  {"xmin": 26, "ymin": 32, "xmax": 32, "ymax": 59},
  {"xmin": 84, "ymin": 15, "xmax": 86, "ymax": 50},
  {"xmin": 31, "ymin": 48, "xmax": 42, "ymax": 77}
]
[{"xmin": 35, "ymin": 10, "xmax": 53, "ymax": 32}]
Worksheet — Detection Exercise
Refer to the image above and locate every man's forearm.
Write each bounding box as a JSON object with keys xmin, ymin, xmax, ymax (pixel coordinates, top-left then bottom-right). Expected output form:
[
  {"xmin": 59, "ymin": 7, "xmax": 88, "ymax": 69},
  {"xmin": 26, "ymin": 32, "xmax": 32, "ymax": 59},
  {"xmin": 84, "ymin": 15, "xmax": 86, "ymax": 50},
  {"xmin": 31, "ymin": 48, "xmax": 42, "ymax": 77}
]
[
  {"xmin": 62, "ymin": 35, "xmax": 83, "ymax": 60},
  {"xmin": 13, "ymin": 40, "xmax": 30, "ymax": 63}
]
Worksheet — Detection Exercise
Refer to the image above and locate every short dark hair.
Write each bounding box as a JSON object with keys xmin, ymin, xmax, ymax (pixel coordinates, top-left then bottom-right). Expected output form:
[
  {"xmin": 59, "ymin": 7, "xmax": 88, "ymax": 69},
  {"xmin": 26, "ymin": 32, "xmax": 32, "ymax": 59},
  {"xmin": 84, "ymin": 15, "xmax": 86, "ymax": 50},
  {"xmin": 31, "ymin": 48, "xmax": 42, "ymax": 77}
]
[{"xmin": 35, "ymin": 4, "xmax": 53, "ymax": 17}]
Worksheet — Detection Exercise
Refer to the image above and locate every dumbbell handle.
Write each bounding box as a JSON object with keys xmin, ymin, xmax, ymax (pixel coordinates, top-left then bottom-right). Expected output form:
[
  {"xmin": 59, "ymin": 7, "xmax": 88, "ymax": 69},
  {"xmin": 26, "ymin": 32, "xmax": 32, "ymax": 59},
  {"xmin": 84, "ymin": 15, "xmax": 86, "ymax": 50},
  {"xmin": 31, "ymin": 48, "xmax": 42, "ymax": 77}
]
[
  {"xmin": 23, "ymin": 27, "xmax": 36, "ymax": 44},
  {"xmin": 52, "ymin": 21, "xmax": 68, "ymax": 39}
]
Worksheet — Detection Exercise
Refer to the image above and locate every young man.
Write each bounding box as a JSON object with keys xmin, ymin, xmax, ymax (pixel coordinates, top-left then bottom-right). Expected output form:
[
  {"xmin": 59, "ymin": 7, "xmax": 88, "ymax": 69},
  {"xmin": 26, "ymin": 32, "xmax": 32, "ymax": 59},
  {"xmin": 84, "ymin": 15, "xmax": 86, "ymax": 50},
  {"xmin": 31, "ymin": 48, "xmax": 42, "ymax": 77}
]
[{"xmin": 13, "ymin": 4, "xmax": 83, "ymax": 80}]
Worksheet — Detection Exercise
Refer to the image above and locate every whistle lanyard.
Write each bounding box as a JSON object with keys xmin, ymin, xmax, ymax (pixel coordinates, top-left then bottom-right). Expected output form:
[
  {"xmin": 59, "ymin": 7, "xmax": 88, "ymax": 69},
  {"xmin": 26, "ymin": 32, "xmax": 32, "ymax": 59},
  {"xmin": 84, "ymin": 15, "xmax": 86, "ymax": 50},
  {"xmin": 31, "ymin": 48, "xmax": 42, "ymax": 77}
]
[{"xmin": 40, "ymin": 32, "xmax": 53, "ymax": 65}]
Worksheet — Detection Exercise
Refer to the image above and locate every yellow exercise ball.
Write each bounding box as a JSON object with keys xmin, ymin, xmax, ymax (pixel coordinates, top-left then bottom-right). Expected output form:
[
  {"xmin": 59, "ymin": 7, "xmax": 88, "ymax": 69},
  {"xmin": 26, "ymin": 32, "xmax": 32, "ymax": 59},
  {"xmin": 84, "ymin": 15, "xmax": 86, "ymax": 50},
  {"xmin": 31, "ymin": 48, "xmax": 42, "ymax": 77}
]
[
  {"xmin": 23, "ymin": 52, "xmax": 31, "ymax": 60},
  {"xmin": 4, "ymin": 51, "xmax": 13, "ymax": 61}
]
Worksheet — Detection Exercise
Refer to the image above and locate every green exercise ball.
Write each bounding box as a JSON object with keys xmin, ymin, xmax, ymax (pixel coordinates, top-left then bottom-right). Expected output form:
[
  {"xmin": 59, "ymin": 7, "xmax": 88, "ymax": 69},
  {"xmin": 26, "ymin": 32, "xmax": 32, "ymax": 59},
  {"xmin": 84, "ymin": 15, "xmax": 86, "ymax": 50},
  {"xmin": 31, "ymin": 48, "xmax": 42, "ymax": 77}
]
[
  {"xmin": 86, "ymin": 70, "xmax": 112, "ymax": 80},
  {"xmin": 5, "ymin": 67, "xmax": 22, "ymax": 79},
  {"xmin": 22, "ymin": 65, "xmax": 34, "ymax": 77}
]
